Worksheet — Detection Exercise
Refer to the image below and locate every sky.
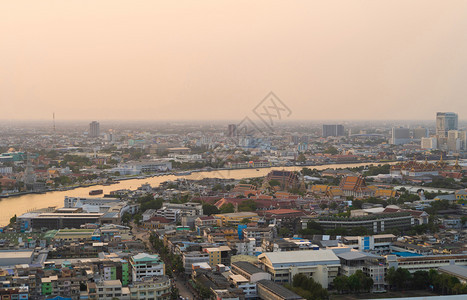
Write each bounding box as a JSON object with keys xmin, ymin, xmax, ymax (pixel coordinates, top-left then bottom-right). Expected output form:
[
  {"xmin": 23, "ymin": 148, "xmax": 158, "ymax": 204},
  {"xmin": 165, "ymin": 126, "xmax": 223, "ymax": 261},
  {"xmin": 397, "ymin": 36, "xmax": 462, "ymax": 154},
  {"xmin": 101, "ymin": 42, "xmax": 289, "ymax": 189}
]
[{"xmin": 1, "ymin": 1, "xmax": 467, "ymax": 122}]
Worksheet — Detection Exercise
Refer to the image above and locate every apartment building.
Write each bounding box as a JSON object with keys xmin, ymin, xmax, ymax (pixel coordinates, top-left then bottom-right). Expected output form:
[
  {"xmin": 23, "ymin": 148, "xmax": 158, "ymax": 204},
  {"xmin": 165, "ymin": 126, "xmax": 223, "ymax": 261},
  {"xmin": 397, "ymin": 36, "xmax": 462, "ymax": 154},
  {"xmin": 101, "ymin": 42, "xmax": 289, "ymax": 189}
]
[
  {"xmin": 130, "ymin": 253, "xmax": 165, "ymax": 282},
  {"xmin": 129, "ymin": 276, "xmax": 171, "ymax": 300}
]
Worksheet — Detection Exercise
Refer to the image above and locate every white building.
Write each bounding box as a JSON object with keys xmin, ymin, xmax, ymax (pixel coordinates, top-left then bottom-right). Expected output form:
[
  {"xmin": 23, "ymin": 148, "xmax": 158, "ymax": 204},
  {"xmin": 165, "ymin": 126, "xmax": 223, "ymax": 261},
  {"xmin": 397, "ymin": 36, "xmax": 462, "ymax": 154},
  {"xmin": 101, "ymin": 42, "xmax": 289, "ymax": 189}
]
[
  {"xmin": 129, "ymin": 276, "xmax": 171, "ymax": 300},
  {"xmin": 337, "ymin": 251, "xmax": 386, "ymax": 291},
  {"xmin": 229, "ymin": 274, "xmax": 257, "ymax": 298},
  {"xmin": 130, "ymin": 253, "xmax": 165, "ymax": 282},
  {"xmin": 112, "ymin": 160, "xmax": 172, "ymax": 175},
  {"xmin": 387, "ymin": 254, "xmax": 467, "ymax": 273},
  {"xmin": 421, "ymin": 137, "xmax": 438, "ymax": 150},
  {"xmin": 64, "ymin": 196, "xmax": 129, "ymax": 215},
  {"xmin": 258, "ymin": 250, "xmax": 340, "ymax": 288},
  {"xmin": 341, "ymin": 234, "xmax": 396, "ymax": 253}
]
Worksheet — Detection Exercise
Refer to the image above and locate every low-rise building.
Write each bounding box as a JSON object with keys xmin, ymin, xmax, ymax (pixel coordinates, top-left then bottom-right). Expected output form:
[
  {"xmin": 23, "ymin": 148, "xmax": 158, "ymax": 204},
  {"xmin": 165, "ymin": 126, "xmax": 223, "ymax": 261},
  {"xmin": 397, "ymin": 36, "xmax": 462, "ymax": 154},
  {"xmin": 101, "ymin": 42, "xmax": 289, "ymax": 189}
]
[
  {"xmin": 182, "ymin": 251, "xmax": 210, "ymax": 275},
  {"xmin": 231, "ymin": 261, "xmax": 271, "ymax": 283},
  {"xmin": 337, "ymin": 251, "xmax": 386, "ymax": 291},
  {"xmin": 129, "ymin": 276, "xmax": 171, "ymax": 300},
  {"xmin": 387, "ymin": 254, "xmax": 467, "ymax": 273},
  {"xmin": 257, "ymin": 279, "xmax": 304, "ymax": 300},
  {"xmin": 341, "ymin": 234, "xmax": 396, "ymax": 253},
  {"xmin": 258, "ymin": 250, "xmax": 340, "ymax": 288},
  {"xmin": 94, "ymin": 280, "xmax": 130, "ymax": 300},
  {"xmin": 204, "ymin": 246, "xmax": 232, "ymax": 267},
  {"xmin": 229, "ymin": 274, "xmax": 257, "ymax": 298}
]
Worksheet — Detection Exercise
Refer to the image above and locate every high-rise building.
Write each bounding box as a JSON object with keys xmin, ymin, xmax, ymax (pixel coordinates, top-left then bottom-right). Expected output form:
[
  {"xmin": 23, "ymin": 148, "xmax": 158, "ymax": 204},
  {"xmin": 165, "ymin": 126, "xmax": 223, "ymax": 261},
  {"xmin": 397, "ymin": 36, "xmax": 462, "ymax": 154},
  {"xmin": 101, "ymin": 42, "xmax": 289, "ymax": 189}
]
[
  {"xmin": 322, "ymin": 124, "xmax": 345, "ymax": 137},
  {"xmin": 89, "ymin": 121, "xmax": 100, "ymax": 138},
  {"xmin": 228, "ymin": 124, "xmax": 237, "ymax": 137},
  {"xmin": 436, "ymin": 112, "xmax": 458, "ymax": 138},
  {"xmin": 447, "ymin": 130, "xmax": 466, "ymax": 152},
  {"xmin": 413, "ymin": 127, "xmax": 428, "ymax": 140},
  {"xmin": 391, "ymin": 127, "xmax": 411, "ymax": 145},
  {"xmin": 421, "ymin": 137, "xmax": 438, "ymax": 150}
]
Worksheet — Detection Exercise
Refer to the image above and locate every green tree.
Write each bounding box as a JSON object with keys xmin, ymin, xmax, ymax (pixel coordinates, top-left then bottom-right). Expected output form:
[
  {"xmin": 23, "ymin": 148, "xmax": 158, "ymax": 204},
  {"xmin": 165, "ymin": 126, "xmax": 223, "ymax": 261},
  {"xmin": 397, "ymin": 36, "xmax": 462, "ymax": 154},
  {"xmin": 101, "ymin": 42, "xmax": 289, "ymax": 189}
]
[
  {"xmin": 297, "ymin": 153, "xmax": 306, "ymax": 163},
  {"xmin": 238, "ymin": 199, "xmax": 257, "ymax": 212},
  {"xmin": 333, "ymin": 275, "xmax": 349, "ymax": 294},
  {"xmin": 412, "ymin": 270, "xmax": 430, "ymax": 290},
  {"xmin": 9, "ymin": 214, "xmax": 16, "ymax": 225},
  {"xmin": 220, "ymin": 203, "xmax": 234, "ymax": 213},
  {"xmin": 240, "ymin": 218, "xmax": 250, "ymax": 224},
  {"xmin": 269, "ymin": 179, "xmax": 281, "ymax": 187},
  {"xmin": 324, "ymin": 146, "xmax": 339, "ymax": 154},
  {"xmin": 279, "ymin": 227, "xmax": 290, "ymax": 237},
  {"xmin": 202, "ymin": 203, "xmax": 220, "ymax": 216}
]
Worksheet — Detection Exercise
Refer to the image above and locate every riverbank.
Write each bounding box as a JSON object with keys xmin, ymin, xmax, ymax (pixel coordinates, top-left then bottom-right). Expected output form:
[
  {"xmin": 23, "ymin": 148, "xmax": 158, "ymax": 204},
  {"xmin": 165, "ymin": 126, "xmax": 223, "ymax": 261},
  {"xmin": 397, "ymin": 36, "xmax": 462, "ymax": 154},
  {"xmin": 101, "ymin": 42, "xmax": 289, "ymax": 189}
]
[
  {"xmin": 0, "ymin": 160, "xmax": 394, "ymax": 199},
  {"xmin": 0, "ymin": 161, "xmax": 397, "ymax": 226}
]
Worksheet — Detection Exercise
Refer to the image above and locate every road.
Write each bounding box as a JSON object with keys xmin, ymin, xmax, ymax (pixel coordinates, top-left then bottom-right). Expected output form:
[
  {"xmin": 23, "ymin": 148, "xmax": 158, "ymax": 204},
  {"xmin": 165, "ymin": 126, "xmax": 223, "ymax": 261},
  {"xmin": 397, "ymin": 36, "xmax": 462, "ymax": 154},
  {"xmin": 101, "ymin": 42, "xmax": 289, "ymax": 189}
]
[
  {"xmin": 130, "ymin": 222, "xmax": 196, "ymax": 299},
  {"xmin": 174, "ymin": 276, "xmax": 197, "ymax": 300}
]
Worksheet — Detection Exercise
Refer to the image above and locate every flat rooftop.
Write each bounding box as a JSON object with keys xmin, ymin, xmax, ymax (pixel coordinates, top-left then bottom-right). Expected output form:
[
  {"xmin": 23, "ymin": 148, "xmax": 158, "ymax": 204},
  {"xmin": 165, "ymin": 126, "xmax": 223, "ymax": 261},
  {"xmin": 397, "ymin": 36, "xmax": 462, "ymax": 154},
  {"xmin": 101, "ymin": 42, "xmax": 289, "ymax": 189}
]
[{"xmin": 0, "ymin": 250, "xmax": 34, "ymax": 259}]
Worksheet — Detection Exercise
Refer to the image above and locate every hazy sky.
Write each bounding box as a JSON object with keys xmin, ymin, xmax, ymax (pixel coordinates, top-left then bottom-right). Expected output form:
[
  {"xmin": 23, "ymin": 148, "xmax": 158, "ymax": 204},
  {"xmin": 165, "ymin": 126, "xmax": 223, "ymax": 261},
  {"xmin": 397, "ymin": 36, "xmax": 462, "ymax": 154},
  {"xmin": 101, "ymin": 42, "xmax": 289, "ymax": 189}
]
[{"xmin": 2, "ymin": 1, "xmax": 467, "ymax": 121}]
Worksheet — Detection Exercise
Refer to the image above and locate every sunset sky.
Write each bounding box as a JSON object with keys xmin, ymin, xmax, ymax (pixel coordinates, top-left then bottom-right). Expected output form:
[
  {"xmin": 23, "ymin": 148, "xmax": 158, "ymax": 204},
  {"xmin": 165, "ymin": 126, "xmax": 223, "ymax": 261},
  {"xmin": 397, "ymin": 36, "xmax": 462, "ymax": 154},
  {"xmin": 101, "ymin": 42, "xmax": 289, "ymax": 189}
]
[{"xmin": 1, "ymin": 1, "xmax": 467, "ymax": 121}]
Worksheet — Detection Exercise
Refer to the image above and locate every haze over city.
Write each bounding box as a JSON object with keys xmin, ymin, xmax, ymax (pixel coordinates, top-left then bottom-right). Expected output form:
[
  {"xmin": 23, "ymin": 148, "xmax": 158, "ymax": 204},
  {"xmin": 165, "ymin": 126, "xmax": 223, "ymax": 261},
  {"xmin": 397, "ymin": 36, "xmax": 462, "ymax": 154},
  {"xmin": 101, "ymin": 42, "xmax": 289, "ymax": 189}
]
[{"xmin": 2, "ymin": 0, "xmax": 467, "ymax": 121}]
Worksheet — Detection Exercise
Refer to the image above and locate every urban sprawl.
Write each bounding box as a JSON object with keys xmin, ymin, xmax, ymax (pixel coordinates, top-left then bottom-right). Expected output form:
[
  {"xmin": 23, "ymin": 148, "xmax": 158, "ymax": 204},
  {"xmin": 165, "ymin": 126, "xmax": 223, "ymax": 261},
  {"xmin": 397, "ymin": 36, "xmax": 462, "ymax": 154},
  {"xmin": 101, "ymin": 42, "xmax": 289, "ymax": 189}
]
[{"xmin": 0, "ymin": 113, "xmax": 467, "ymax": 300}]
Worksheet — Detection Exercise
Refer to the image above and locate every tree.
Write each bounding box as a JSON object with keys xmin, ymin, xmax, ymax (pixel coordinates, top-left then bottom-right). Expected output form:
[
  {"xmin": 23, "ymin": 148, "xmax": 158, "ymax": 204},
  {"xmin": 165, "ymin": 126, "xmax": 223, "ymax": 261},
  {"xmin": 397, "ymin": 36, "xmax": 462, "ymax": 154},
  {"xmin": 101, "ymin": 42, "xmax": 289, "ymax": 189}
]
[
  {"xmin": 279, "ymin": 227, "xmax": 290, "ymax": 237},
  {"xmin": 348, "ymin": 273, "xmax": 362, "ymax": 293},
  {"xmin": 290, "ymin": 274, "xmax": 328, "ymax": 300},
  {"xmin": 324, "ymin": 146, "xmax": 339, "ymax": 154},
  {"xmin": 333, "ymin": 275, "xmax": 349, "ymax": 294},
  {"xmin": 220, "ymin": 203, "xmax": 234, "ymax": 213},
  {"xmin": 202, "ymin": 204, "xmax": 220, "ymax": 216},
  {"xmin": 9, "ymin": 214, "xmax": 16, "ymax": 225},
  {"xmin": 297, "ymin": 153, "xmax": 306, "ymax": 163},
  {"xmin": 351, "ymin": 199, "xmax": 363, "ymax": 209},
  {"xmin": 387, "ymin": 267, "xmax": 412, "ymax": 290},
  {"xmin": 412, "ymin": 270, "xmax": 430, "ymax": 289},
  {"xmin": 238, "ymin": 199, "xmax": 257, "ymax": 212},
  {"xmin": 269, "ymin": 179, "xmax": 281, "ymax": 187}
]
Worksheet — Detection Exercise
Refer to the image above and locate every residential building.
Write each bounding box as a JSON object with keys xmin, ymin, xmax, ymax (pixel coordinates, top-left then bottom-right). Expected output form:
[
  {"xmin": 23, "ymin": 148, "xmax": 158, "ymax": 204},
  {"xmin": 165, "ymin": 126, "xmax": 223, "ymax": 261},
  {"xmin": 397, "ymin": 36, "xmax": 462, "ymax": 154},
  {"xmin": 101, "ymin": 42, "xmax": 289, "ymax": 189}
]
[
  {"xmin": 322, "ymin": 124, "xmax": 345, "ymax": 137},
  {"xmin": 129, "ymin": 276, "xmax": 171, "ymax": 300},
  {"xmin": 231, "ymin": 261, "xmax": 271, "ymax": 283},
  {"xmin": 130, "ymin": 253, "xmax": 165, "ymax": 282},
  {"xmin": 228, "ymin": 274, "xmax": 257, "ymax": 298},
  {"xmin": 182, "ymin": 251, "xmax": 210, "ymax": 275},
  {"xmin": 94, "ymin": 280, "xmax": 130, "ymax": 300},
  {"xmin": 89, "ymin": 121, "xmax": 100, "ymax": 138},
  {"xmin": 204, "ymin": 246, "xmax": 232, "ymax": 267}
]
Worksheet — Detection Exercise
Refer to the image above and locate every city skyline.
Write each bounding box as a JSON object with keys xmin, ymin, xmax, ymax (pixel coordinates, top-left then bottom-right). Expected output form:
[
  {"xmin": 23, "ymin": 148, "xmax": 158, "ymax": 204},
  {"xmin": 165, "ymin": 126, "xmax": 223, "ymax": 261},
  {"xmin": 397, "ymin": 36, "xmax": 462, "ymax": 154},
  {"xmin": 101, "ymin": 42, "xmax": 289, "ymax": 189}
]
[{"xmin": 2, "ymin": 1, "xmax": 467, "ymax": 121}]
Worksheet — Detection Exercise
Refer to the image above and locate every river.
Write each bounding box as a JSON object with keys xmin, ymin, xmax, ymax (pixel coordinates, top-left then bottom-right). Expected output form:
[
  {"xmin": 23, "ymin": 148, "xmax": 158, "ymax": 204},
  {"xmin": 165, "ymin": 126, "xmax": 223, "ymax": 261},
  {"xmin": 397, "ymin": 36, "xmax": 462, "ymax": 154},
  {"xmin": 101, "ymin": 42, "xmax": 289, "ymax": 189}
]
[{"xmin": 0, "ymin": 162, "xmax": 391, "ymax": 226}]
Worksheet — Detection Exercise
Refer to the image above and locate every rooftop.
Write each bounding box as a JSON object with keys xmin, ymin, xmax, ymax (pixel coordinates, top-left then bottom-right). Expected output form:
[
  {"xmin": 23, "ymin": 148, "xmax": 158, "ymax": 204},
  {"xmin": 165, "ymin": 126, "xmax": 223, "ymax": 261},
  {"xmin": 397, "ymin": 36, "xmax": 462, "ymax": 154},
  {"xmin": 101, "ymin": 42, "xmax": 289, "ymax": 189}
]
[
  {"xmin": 232, "ymin": 261, "xmax": 266, "ymax": 275},
  {"xmin": 259, "ymin": 250, "xmax": 339, "ymax": 265},
  {"xmin": 257, "ymin": 279, "xmax": 303, "ymax": 300}
]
